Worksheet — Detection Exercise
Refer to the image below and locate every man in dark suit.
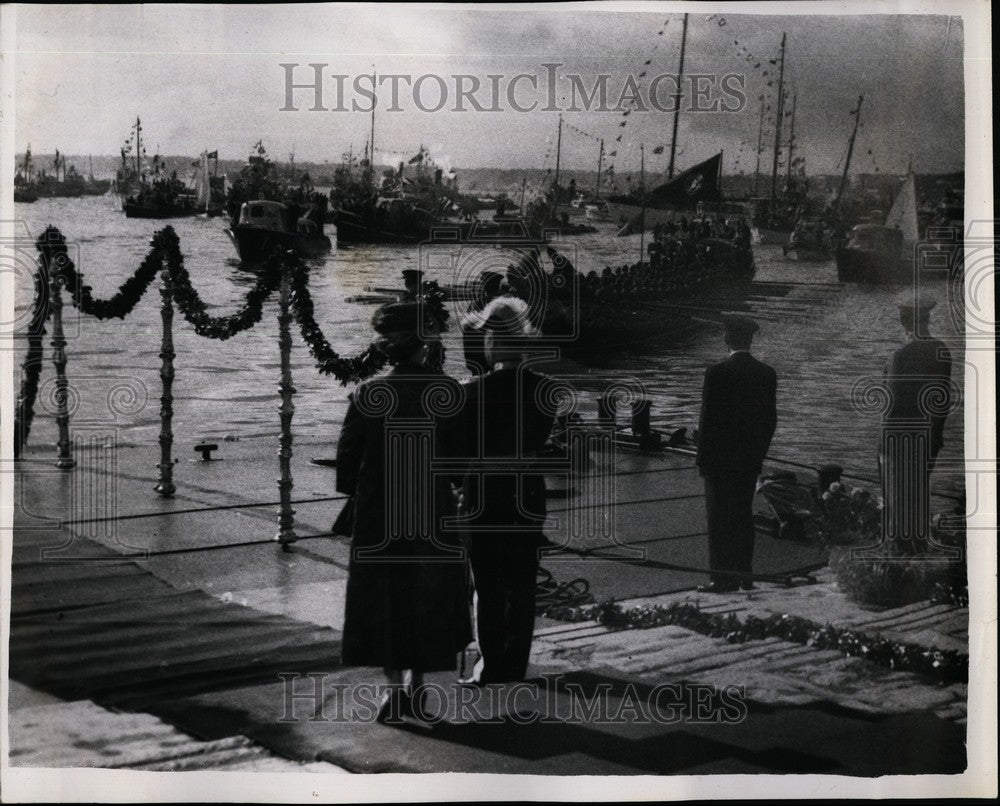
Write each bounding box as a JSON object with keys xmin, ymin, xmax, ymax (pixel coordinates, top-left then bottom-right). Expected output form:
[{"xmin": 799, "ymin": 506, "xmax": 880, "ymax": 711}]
[
  {"xmin": 696, "ymin": 315, "xmax": 777, "ymax": 592},
  {"xmin": 880, "ymin": 293, "xmax": 953, "ymax": 550},
  {"xmin": 457, "ymin": 299, "xmax": 554, "ymax": 683}
]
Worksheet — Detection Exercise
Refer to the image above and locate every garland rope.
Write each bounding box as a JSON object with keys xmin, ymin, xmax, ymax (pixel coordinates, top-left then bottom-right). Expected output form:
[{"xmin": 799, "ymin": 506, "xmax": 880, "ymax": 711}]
[
  {"xmin": 17, "ymin": 225, "xmax": 427, "ymax": 453},
  {"xmin": 546, "ymin": 599, "xmax": 968, "ymax": 685},
  {"xmin": 159, "ymin": 228, "xmax": 282, "ymax": 340},
  {"xmin": 37, "ymin": 226, "xmax": 163, "ymax": 320}
]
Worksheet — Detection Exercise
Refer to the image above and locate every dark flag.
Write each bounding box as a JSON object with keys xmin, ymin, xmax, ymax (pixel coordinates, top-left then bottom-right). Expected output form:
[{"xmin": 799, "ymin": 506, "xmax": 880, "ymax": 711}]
[
  {"xmin": 206, "ymin": 150, "xmax": 218, "ymax": 159},
  {"xmin": 645, "ymin": 152, "xmax": 723, "ymax": 209}
]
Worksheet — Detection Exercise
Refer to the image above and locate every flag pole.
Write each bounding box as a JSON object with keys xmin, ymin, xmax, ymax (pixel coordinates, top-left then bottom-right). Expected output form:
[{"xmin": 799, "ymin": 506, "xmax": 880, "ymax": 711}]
[{"xmin": 639, "ymin": 143, "xmax": 646, "ymax": 266}]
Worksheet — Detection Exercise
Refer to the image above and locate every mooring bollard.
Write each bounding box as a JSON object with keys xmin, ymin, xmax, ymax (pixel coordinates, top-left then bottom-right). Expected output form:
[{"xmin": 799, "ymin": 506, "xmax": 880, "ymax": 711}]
[
  {"xmin": 49, "ymin": 260, "xmax": 76, "ymax": 469},
  {"xmin": 597, "ymin": 394, "xmax": 615, "ymax": 427},
  {"xmin": 631, "ymin": 398, "xmax": 652, "ymax": 435},
  {"xmin": 276, "ymin": 260, "xmax": 297, "ymax": 547},
  {"xmin": 154, "ymin": 265, "xmax": 176, "ymax": 496}
]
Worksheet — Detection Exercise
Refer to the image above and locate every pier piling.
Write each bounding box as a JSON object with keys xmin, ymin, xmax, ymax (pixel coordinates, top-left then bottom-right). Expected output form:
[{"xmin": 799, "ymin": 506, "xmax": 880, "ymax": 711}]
[
  {"xmin": 48, "ymin": 256, "xmax": 76, "ymax": 470},
  {"xmin": 154, "ymin": 266, "xmax": 176, "ymax": 496},
  {"xmin": 275, "ymin": 259, "xmax": 298, "ymax": 547}
]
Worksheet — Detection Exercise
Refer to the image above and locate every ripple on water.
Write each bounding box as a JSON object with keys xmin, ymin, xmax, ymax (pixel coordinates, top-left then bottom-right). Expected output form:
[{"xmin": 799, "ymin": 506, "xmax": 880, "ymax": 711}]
[{"xmin": 11, "ymin": 201, "xmax": 965, "ymax": 499}]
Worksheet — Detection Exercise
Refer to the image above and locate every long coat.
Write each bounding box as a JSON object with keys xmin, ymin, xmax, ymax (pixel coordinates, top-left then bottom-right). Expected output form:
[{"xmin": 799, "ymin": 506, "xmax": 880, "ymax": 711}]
[
  {"xmin": 696, "ymin": 351, "xmax": 778, "ymax": 475},
  {"xmin": 457, "ymin": 365, "xmax": 554, "ymax": 541},
  {"xmin": 336, "ymin": 364, "xmax": 471, "ymax": 672}
]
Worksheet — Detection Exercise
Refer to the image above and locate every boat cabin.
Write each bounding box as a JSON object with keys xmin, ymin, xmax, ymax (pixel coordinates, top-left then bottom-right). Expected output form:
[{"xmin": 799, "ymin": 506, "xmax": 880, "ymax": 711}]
[
  {"xmin": 239, "ymin": 200, "xmax": 289, "ymax": 230},
  {"xmin": 844, "ymin": 223, "xmax": 904, "ymax": 254},
  {"xmin": 238, "ymin": 200, "xmax": 323, "ymax": 235}
]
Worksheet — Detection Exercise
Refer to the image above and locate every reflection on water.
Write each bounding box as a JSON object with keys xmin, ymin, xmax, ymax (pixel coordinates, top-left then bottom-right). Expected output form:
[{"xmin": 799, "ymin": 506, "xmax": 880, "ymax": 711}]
[{"xmin": 13, "ymin": 196, "xmax": 964, "ymax": 498}]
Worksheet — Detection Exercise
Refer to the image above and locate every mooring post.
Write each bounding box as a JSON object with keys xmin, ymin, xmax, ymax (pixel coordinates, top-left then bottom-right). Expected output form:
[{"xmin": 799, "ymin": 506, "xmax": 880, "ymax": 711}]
[
  {"xmin": 49, "ymin": 259, "xmax": 76, "ymax": 469},
  {"xmin": 276, "ymin": 258, "xmax": 298, "ymax": 547},
  {"xmin": 154, "ymin": 262, "xmax": 176, "ymax": 496}
]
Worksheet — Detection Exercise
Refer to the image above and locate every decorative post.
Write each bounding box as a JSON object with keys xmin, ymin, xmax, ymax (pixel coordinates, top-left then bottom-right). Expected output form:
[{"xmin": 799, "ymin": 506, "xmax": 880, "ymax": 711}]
[
  {"xmin": 276, "ymin": 258, "xmax": 297, "ymax": 547},
  {"xmin": 49, "ymin": 261, "xmax": 76, "ymax": 469},
  {"xmin": 154, "ymin": 263, "xmax": 176, "ymax": 496}
]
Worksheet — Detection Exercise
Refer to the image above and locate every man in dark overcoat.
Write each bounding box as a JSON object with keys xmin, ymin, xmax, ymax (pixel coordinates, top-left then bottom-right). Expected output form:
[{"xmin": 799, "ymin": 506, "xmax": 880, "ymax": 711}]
[
  {"xmin": 880, "ymin": 293, "xmax": 954, "ymax": 550},
  {"xmin": 696, "ymin": 315, "xmax": 777, "ymax": 592},
  {"xmin": 457, "ymin": 299, "xmax": 554, "ymax": 683}
]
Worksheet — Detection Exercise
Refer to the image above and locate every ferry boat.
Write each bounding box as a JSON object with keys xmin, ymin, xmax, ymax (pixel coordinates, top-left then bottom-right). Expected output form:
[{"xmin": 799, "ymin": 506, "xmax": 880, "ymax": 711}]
[{"xmin": 225, "ymin": 200, "xmax": 333, "ymax": 264}]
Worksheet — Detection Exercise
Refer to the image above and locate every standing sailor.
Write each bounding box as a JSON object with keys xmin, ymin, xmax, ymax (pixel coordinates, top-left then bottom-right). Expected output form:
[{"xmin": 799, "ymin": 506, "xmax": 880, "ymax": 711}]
[
  {"xmin": 880, "ymin": 293, "xmax": 954, "ymax": 550},
  {"xmin": 696, "ymin": 316, "xmax": 777, "ymax": 592}
]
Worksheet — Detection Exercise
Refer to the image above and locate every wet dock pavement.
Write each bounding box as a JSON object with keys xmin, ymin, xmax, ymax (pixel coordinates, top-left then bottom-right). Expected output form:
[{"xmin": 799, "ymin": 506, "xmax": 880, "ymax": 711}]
[{"xmin": 7, "ymin": 430, "xmax": 967, "ymax": 775}]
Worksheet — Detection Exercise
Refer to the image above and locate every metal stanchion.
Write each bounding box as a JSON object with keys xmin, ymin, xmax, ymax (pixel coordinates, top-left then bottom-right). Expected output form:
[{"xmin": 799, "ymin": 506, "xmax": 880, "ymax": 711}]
[
  {"xmin": 49, "ymin": 262, "xmax": 76, "ymax": 469},
  {"xmin": 276, "ymin": 259, "xmax": 297, "ymax": 547},
  {"xmin": 154, "ymin": 265, "xmax": 176, "ymax": 496}
]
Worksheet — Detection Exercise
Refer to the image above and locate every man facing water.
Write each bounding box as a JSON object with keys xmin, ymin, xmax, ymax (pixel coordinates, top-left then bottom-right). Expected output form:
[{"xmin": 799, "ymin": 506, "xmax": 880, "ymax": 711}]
[
  {"xmin": 696, "ymin": 316, "xmax": 778, "ymax": 593},
  {"xmin": 880, "ymin": 293, "xmax": 954, "ymax": 549}
]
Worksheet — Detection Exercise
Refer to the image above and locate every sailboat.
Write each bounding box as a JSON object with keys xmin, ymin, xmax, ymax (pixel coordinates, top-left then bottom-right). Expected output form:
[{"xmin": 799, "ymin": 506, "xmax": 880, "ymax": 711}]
[{"xmin": 836, "ymin": 171, "xmax": 919, "ymax": 283}]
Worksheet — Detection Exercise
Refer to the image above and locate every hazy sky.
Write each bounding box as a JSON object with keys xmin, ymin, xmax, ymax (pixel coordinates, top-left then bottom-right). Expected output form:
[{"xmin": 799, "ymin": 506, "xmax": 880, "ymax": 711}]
[{"xmin": 11, "ymin": 4, "xmax": 965, "ymax": 176}]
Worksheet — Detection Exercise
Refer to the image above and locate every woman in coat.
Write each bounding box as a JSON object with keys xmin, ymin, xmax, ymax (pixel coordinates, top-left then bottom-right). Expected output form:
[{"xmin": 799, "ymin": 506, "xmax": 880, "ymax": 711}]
[{"xmin": 336, "ymin": 301, "xmax": 471, "ymax": 722}]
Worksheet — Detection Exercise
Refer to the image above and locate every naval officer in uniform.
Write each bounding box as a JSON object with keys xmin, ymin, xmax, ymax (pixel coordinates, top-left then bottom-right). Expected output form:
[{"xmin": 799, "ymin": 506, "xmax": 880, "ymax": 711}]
[
  {"xmin": 696, "ymin": 315, "xmax": 778, "ymax": 592},
  {"xmin": 880, "ymin": 293, "xmax": 954, "ymax": 549}
]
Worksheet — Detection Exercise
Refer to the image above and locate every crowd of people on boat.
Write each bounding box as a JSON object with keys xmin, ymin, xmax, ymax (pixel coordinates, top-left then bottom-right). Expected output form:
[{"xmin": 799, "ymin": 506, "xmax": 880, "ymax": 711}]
[{"xmin": 572, "ymin": 217, "xmax": 755, "ymax": 301}]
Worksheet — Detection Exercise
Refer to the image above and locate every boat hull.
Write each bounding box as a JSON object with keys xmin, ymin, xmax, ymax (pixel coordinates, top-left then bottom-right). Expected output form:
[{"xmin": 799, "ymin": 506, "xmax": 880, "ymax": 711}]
[
  {"xmin": 226, "ymin": 226, "xmax": 333, "ymax": 265},
  {"xmin": 123, "ymin": 201, "xmax": 197, "ymax": 219},
  {"xmin": 835, "ymin": 246, "xmax": 911, "ymax": 284}
]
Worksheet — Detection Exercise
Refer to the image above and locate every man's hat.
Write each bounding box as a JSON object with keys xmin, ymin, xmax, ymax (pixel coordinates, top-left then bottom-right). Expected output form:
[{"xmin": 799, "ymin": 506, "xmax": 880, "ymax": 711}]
[
  {"xmin": 896, "ymin": 292, "xmax": 937, "ymax": 313},
  {"xmin": 401, "ymin": 269, "xmax": 424, "ymax": 283},
  {"xmin": 372, "ymin": 301, "xmax": 427, "ymax": 334},
  {"xmin": 721, "ymin": 314, "xmax": 759, "ymax": 339}
]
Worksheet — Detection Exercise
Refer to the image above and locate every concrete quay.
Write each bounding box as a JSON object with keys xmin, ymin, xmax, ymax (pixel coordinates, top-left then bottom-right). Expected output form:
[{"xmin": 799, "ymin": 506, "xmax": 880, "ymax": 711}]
[{"xmin": 6, "ymin": 430, "xmax": 967, "ymax": 776}]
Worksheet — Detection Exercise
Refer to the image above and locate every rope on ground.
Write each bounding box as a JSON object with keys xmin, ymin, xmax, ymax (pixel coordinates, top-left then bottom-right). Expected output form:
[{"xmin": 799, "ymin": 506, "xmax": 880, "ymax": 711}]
[{"xmin": 535, "ymin": 565, "xmax": 593, "ymax": 613}]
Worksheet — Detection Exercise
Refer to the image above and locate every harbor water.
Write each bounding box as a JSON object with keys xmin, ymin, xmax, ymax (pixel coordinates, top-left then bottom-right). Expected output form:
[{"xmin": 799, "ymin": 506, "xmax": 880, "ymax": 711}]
[{"xmin": 12, "ymin": 195, "xmax": 964, "ymax": 500}]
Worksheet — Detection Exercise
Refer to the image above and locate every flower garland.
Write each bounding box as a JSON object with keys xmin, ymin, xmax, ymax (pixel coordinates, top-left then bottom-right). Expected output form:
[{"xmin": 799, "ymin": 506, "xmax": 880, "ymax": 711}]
[
  {"xmin": 158, "ymin": 228, "xmax": 282, "ymax": 340},
  {"xmin": 288, "ymin": 261, "xmax": 451, "ymax": 385},
  {"xmin": 16, "ymin": 226, "xmax": 437, "ymax": 456},
  {"xmin": 287, "ymin": 255, "xmax": 389, "ymax": 385},
  {"xmin": 546, "ymin": 600, "xmax": 968, "ymax": 685},
  {"xmin": 36, "ymin": 226, "xmax": 164, "ymax": 320},
  {"xmin": 13, "ymin": 265, "xmax": 49, "ymax": 459}
]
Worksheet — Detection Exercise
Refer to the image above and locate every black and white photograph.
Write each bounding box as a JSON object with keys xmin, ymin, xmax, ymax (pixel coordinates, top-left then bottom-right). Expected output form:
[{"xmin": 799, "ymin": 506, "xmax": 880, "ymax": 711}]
[{"xmin": 0, "ymin": 1, "xmax": 995, "ymax": 800}]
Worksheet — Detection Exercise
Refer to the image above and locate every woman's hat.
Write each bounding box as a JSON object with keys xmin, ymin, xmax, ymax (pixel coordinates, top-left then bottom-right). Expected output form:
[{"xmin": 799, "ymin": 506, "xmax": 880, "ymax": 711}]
[{"xmin": 372, "ymin": 301, "xmax": 427, "ymax": 334}]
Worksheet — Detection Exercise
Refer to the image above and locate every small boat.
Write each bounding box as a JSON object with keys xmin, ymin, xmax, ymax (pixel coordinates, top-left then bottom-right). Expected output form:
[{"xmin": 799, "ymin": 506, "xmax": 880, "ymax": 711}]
[
  {"xmin": 835, "ymin": 224, "xmax": 908, "ymax": 283},
  {"xmin": 783, "ymin": 217, "xmax": 835, "ymax": 261},
  {"xmin": 225, "ymin": 200, "xmax": 333, "ymax": 264},
  {"xmin": 584, "ymin": 201, "xmax": 611, "ymax": 222},
  {"xmin": 836, "ymin": 172, "xmax": 919, "ymax": 284}
]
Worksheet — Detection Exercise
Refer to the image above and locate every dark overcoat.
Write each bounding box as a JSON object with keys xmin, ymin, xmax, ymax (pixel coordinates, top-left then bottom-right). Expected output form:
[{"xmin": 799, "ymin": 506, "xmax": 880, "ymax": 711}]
[
  {"xmin": 336, "ymin": 364, "xmax": 471, "ymax": 671},
  {"xmin": 457, "ymin": 365, "xmax": 554, "ymax": 540},
  {"xmin": 696, "ymin": 351, "xmax": 778, "ymax": 475}
]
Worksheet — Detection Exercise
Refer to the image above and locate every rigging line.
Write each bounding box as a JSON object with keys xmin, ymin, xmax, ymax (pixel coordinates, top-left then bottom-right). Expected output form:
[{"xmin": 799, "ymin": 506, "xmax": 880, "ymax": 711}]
[{"xmin": 42, "ymin": 494, "xmax": 350, "ymax": 526}]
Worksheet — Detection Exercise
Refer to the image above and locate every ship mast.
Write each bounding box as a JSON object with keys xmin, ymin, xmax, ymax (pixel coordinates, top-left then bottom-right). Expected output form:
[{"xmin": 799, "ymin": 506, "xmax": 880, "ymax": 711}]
[
  {"xmin": 134, "ymin": 117, "xmax": 142, "ymax": 178},
  {"xmin": 667, "ymin": 12, "xmax": 689, "ymax": 180},
  {"xmin": 769, "ymin": 32, "xmax": 786, "ymax": 204},
  {"xmin": 639, "ymin": 143, "xmax": 646, "ymax": 265},
  {"xmin": 595, "ymin": 138, "xmax": 604, "ymax": 201},
  {"xmin": 553, "ymin": 113, "xmax": 563, "ymax": 196},
  {"xmin": 753, "ymin": 95, "xmax": 765, "ymax": 196},
  {"xmin": 834, "ymin": 95, "xmax": 864, "ymax": 214},
  {"xmin": 785, "ymin": 93, "xmax": 797, "ymax": 187},
  {"xmin": 369, "ymin": 67, "xmax": 377, "ymax": 168}
]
